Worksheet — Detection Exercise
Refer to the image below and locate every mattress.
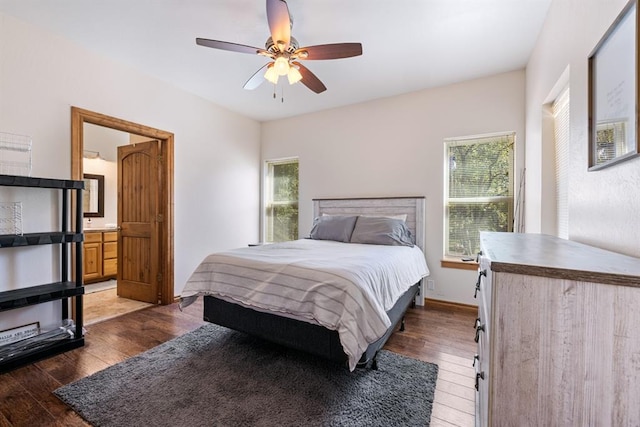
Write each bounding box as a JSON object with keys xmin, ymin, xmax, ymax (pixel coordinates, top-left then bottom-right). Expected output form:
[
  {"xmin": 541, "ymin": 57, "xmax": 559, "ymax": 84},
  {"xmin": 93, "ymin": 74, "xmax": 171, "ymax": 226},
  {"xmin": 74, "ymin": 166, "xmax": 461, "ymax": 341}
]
[{"xmin": 180, "ymin": 239, "xmax": 429, "ymax": 370}]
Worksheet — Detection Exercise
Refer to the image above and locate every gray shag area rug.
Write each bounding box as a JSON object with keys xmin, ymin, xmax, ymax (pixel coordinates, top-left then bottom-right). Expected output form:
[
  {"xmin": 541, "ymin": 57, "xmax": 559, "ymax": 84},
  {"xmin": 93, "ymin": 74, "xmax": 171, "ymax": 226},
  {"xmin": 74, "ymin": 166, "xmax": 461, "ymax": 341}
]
[{"xmin": 55, "ymin": 323, "xmax": 438, "ymax": 426}]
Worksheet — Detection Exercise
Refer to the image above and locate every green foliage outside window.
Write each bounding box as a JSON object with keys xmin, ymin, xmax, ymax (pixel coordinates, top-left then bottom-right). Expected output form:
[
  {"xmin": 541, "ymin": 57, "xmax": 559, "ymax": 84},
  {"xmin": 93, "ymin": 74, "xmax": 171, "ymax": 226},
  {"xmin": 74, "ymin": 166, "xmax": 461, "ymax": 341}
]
[
  {"xmin": 266, "ymin": 160, "xmax": 299, "ymax": 242},
  {"xmin": 446, "ymin": 135, "xmax": 514, "ymax": 256}
]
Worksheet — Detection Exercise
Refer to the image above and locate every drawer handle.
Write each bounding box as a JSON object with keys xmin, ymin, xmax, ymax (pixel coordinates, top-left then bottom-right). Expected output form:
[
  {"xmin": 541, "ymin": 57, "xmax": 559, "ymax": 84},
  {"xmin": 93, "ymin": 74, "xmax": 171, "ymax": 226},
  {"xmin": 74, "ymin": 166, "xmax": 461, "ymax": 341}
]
[
  {"xmin": 474, "ymin": 270, "xmax": 486, "ymax": 298},
  {"xmin": 474, "ymin": 318, "xmax": 485, "ymax": 343},
  {"xmin": 476, "ymin": 251, "xmax": 483, "ymax": 263},
  {"xmin": 475, "ymin": 371, "xmax": 485, "ymax": 391}
]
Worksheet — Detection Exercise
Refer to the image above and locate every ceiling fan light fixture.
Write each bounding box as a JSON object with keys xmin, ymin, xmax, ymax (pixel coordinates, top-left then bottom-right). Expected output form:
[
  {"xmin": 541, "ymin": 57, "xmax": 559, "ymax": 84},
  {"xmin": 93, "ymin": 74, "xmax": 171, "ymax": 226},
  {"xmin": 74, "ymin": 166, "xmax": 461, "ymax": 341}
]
[
  {"xmin": 264, "ymin": 64, "xmax": 279, "ymax": 84},
  {"xmin": 196, "ymin": 0, "xmax": 362, "ymax": 95},
  {"xmin": 274, "ymin": 56, "xmax": 290, "ymax": 76},
  {"xmin": 287, "ymin": 66, "xmax": 302, "ymax": 85}
]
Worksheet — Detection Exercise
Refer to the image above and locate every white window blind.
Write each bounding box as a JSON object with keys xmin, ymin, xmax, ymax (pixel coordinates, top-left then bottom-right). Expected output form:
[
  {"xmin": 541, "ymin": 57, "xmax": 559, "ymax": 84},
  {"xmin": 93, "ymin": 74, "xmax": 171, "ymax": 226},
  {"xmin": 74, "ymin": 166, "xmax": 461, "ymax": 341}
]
[
  {"xmin": 444, "ymin": 133, "xmax": 515, "ymax": 257},
  {"xmin": 265, "ymin": 158, "xmax": 299, "ymax": 242},
  {"xmin": 552, "ymin": 88, "xmax": 570, "ymax": 239}
]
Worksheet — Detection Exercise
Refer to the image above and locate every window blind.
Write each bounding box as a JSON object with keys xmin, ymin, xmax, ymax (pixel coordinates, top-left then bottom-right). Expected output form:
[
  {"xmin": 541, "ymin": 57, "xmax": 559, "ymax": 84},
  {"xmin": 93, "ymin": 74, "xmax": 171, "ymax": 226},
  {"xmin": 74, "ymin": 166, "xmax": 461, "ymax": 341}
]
[{"xmin": 552, "ymin": 88, "xmax": 569, "ymax": 239}]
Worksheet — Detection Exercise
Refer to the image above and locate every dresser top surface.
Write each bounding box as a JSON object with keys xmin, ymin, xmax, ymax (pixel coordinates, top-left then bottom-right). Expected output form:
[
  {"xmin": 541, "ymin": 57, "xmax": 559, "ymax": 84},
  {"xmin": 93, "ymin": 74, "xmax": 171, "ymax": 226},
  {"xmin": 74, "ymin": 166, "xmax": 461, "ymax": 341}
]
[{"xmin": 480, "ymin": 232, "xmax": 640, "ymax": 286}]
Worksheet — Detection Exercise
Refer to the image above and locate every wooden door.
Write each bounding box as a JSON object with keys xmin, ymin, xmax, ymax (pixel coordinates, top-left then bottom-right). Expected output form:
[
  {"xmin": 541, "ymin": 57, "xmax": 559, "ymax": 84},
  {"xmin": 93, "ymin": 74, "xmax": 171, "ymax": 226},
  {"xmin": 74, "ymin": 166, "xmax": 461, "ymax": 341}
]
[{"xmin": 117, "ymin": 140, "xmax": 161, "ymax": 303}]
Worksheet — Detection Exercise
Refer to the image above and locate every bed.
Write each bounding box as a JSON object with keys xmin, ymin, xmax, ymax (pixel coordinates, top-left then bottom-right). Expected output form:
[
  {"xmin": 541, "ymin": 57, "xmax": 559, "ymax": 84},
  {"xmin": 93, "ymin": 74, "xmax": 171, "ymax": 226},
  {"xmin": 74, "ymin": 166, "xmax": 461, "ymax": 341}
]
[{"xmin": 180, "ymin": 197, "xmax": 429, "ymax": 370}]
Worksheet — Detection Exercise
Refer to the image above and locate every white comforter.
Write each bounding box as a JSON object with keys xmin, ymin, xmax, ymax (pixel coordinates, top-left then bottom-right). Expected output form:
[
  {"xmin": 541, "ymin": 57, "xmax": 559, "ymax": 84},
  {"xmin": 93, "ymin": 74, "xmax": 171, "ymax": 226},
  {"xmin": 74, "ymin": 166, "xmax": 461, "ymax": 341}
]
[{"xmin": 180, "ymin": 239, "xmax": 429, "ymax": 370}]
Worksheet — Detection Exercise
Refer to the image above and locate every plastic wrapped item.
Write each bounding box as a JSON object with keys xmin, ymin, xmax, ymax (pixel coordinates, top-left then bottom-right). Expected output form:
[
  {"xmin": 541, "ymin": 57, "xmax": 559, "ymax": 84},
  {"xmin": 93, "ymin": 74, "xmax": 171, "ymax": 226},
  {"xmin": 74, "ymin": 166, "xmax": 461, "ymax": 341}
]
[
  {"xmin": 0, "ymin": 132, "xmax": 32, "ymax": 177},
  {"xmin": 0, "ymin": 201, "xmax": 23, "ymax": 235},
  {"xmin": 0, "ymin": 319, "xmax": 84, "ymax": 363}
]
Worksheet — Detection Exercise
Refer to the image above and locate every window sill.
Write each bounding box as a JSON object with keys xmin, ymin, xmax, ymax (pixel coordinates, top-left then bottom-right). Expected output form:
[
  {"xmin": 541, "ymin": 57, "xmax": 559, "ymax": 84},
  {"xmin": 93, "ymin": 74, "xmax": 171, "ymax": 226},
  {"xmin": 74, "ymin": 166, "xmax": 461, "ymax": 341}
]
[{"xmin": 441, "ymin": 256, "xmax": 479, "ymax": 271}]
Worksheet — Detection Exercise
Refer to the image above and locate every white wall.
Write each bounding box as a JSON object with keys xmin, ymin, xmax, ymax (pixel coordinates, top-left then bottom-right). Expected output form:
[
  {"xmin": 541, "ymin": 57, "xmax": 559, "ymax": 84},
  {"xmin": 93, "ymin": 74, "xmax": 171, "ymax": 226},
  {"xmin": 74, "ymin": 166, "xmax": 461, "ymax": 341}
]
[
  {"xmin": 83, "ymin": 157, "xmax": 117, "ymax": 228},
  {"xmin": 526, "ymin": 0, "xmax": 640, "ymax": 256},
  {"xmin": 0, "ymin": 12, "xmax": 261, "ymax": 331},
  {"xmin": 262, "ymin": 70, "xmax": 526, "ymax": 305}
]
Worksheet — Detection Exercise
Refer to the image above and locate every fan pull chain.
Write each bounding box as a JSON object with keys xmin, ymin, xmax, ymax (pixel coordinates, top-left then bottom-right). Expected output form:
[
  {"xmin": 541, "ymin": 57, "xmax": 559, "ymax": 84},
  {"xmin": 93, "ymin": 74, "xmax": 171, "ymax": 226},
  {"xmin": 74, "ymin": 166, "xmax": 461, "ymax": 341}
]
[{"xmin": 273, "ymin": 84, "xmax": 285, "ymax": 103}]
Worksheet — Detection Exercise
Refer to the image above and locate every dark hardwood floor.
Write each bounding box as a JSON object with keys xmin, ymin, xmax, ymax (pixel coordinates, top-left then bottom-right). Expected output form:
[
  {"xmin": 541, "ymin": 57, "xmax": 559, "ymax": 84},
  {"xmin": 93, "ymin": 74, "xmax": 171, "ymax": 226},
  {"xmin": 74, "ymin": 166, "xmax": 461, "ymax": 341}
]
[{"xmin": 0, "ymin": 299, "xmax": 477, "ymax": 426}]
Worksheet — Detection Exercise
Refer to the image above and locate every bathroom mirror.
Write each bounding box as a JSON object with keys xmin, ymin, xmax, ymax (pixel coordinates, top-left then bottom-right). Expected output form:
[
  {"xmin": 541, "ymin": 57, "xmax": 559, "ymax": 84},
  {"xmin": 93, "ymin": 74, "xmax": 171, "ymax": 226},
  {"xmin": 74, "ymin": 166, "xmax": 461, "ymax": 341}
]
[{"xmin": 83, "ymin": 173, "xmax": 104, "ymax": 217}]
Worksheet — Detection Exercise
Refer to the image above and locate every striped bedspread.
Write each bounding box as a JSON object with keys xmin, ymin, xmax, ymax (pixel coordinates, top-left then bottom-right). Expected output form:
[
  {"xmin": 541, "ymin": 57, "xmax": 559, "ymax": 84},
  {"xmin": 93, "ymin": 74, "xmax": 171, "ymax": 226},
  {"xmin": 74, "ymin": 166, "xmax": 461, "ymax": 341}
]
[{"xmin": 180, "ymin": 239, "xmax": 429, "ymax": 370}]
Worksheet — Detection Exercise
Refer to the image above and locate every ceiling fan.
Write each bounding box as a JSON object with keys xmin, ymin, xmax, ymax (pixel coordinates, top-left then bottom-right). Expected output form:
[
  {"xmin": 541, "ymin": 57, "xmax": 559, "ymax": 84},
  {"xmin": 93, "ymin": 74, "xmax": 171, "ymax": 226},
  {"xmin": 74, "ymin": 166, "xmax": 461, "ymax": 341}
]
[{"xmin": 196, "ymin": 0, "xmax": 363, "ymax": 94}]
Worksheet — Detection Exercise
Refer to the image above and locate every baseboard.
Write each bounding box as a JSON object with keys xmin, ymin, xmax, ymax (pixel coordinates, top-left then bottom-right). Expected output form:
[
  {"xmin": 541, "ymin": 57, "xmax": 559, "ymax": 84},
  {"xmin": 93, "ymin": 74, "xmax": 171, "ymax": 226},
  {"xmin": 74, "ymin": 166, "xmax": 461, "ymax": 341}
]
[{"xmin": 424, "ymin": 298, "xmax": 477, "ymax": 313}]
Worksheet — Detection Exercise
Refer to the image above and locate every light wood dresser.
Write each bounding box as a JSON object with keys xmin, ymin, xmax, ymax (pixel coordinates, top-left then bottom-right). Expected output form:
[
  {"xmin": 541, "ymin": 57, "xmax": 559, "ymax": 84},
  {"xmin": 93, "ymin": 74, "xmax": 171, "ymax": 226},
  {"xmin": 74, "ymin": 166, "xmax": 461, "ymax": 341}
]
[
  {"xmin": 83, "ymin": 229, "xmax": 118, "ymax": 283},
  {"xmin": 475, "ymin": 232, "xmax": 640, "ymax": 426}
]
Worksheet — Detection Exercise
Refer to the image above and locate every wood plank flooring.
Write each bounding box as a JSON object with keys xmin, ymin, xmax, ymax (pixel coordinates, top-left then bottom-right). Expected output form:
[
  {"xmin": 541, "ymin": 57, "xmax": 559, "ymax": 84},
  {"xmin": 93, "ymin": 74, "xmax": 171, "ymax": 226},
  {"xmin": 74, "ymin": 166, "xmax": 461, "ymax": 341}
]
[{"xmin": 0, "ymin": 299, "xmax": 477, "ymax": 426}]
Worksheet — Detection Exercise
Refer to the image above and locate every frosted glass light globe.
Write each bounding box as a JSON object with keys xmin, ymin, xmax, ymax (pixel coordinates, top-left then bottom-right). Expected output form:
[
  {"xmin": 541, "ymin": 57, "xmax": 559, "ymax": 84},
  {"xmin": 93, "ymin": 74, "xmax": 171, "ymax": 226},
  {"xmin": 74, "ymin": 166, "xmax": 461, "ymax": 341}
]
[{"xmin": 274, "ymin": 57, "xmax": 290, "ymax": 76}]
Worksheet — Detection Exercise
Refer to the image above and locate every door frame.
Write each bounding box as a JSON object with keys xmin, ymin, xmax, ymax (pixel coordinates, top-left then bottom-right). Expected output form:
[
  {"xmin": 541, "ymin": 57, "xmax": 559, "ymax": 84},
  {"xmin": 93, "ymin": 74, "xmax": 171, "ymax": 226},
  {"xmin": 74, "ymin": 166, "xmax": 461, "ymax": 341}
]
[{"xmin": 71, "ymin": 106, "xmax": 175, "ymax": 305}]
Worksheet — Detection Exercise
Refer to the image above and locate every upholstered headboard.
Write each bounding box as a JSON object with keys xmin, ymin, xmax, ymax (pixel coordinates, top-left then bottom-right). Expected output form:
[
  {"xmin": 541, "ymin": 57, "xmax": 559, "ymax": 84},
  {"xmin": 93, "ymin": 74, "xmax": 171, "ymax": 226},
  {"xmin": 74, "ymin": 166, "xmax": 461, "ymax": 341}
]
[{"xmin": 312, "ymin": 197, "xmax": 426, "ymax": 252}]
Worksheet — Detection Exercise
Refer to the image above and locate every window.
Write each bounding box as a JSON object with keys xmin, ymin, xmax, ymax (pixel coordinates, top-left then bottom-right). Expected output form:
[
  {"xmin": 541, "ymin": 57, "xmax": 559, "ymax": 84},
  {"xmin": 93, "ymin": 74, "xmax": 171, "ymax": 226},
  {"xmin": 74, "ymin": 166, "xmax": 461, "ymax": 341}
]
[
  {"xmin": 264, "ymin": 158, "xmax": 299, "ymax": 242},
  {"xmin": 444, "ymin": 133, "xmax": 514, "ymax": 257},
  {"xmin": 553, "ymin": 87, "xmax": 570, "ymax": 239}
]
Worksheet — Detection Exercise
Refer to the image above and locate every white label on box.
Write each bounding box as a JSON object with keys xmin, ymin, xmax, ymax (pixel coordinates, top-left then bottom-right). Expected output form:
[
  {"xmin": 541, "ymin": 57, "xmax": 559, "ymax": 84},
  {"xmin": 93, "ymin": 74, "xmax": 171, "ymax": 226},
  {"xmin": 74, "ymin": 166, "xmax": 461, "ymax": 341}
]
[{"xmin": 0, "ymin": 322, "xmax": 40, "ymax": 346}]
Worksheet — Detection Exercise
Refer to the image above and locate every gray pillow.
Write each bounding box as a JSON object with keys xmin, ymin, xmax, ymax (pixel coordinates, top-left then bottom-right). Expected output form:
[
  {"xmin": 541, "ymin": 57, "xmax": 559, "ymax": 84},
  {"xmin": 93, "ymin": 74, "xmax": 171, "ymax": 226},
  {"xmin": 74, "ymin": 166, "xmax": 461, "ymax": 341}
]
[
  {"xmin": 350, "ymin": 216, "xmax": 414, "ymax": 247},
  {"xmin": 309, "ymin": 215, "xmax": 358, "ymax": 243}
]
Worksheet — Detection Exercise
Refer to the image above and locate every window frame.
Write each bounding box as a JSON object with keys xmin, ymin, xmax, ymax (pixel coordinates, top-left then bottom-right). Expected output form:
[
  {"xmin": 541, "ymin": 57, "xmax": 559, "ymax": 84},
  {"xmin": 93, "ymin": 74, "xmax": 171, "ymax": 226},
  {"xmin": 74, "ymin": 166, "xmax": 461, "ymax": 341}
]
[
  {"xmin": 443, "ymin": 132, "xmax": 515, "ymax": 261},
  {"xmin": 263, "ymin": 157, "xmax": 299, "ymax": 243}
]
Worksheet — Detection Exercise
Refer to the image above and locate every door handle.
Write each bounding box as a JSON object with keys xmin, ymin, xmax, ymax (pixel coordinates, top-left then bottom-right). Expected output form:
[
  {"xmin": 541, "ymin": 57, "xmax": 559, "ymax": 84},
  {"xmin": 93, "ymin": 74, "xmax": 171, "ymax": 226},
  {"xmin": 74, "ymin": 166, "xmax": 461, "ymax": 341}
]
[
  {"xmin": 474, "ymin": 270, "xmax": 486, "ymax": 298},
  {"xmin": 474, "ymin": 318, "xmax": 485, "ymax": 343},
  {"xmin": 475, "ymin": 371, "xmax": 485, "ymax": 391}
]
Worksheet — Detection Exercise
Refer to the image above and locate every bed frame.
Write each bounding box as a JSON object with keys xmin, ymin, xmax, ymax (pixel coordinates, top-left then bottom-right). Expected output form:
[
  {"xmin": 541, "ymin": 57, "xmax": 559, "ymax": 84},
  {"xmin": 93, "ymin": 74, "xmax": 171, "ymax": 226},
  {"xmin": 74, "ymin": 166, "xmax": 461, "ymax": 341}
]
[{"xmin": 203, "ymin": 196, "xmax": 427, "ymax": 369}]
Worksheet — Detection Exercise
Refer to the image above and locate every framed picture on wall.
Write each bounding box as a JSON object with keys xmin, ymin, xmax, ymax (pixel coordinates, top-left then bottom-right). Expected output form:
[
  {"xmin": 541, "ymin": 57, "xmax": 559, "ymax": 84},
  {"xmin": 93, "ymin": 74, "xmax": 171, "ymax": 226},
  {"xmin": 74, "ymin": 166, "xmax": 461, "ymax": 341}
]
[{"xmin": 588, "ymin": 0, "xmax": 639, "ymax": 170}]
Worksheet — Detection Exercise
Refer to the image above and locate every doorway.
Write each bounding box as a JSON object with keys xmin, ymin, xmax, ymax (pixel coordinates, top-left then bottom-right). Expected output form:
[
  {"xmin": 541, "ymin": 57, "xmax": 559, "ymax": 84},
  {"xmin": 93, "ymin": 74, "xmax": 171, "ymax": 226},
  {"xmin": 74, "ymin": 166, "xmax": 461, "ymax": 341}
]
[{"xmin": 71, "ymin": 107, "xmax": 175, "ymax": 312}]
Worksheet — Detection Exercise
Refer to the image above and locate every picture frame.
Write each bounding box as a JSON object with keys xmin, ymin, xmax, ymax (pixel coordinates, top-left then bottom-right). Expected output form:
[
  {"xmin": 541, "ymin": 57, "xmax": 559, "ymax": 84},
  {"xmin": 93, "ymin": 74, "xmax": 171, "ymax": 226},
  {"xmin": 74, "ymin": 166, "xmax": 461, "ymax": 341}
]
[{"xmin": 588, "ymin": 0, "xmax": 639, "ymax": 170}]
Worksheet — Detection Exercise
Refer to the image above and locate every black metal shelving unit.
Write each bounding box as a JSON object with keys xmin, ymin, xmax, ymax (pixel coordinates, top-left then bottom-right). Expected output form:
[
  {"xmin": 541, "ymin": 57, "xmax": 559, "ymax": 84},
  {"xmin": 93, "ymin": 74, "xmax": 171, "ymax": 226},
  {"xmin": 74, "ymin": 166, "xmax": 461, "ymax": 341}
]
[{"xmin": 0, "ymin": 174, "xmax": 84, "ymax": 373}]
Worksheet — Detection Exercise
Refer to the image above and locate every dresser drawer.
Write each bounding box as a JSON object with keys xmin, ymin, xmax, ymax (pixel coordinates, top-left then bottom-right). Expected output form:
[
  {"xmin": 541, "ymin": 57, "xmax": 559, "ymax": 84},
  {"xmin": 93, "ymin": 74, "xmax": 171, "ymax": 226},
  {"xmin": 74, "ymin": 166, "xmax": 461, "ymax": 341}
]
[
  {"xmin": 475, "ymin": 324, "xmax": 490, "ymax": 427},
  {"xmin": 475, "ymin": 252, "xmax": 492, "ymax": 427}
]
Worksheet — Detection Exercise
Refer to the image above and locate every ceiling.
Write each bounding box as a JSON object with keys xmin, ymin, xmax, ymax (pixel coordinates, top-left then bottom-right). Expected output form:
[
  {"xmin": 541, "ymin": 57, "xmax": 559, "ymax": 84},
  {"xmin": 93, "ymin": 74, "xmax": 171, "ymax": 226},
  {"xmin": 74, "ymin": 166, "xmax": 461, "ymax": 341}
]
[{"xmin": 0, "ymin": 0, "xmax": 552, "ymax": 122}]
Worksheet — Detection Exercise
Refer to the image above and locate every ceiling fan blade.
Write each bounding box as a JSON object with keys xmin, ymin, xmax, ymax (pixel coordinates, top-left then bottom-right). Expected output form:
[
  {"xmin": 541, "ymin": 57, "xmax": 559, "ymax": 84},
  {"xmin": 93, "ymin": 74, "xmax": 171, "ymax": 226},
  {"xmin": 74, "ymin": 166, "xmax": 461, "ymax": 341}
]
[
  {"xmin": 292, "ymin": 62, "xmax": 326, "ymax": 94},
  {"xmin": 243, "ymin": 63, "xmax": 270, "ymax": 90},
  {"xmin": 295, "ymin": 43, "xmax": 363, "ymax": 60},
  {"xmin": 196, "ymin": 38, "xmax": 265, "ymax": 55},
  {"xmin": 266, "ymin": 0, "xmax": 291, "ymax": 50}
]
